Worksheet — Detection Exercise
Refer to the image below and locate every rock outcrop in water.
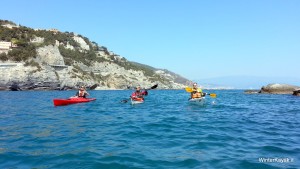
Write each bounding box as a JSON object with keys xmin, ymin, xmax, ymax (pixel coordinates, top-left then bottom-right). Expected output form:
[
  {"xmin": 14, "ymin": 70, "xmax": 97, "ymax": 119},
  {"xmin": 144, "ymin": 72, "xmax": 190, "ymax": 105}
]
[
  {"xmin": 0, "ymin": 20, "xmax": 189, "ymax": 91},
  {"xmin": 259, "ymin": 84, "xmax": 300, "ymax": 94},
  {"xmin": 244, "ymin": 90, "xmax": 260, "ymax": 94},
  {"xmin": 293, "ymin": 89, "xmax": 300, "ymax": 96}
]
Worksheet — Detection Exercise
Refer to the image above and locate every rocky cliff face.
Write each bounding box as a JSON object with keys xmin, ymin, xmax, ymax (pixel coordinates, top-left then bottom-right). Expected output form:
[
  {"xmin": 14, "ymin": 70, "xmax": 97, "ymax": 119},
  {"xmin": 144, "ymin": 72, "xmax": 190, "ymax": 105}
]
[
  {"xmin": 36, "ymin": 45, "xmax": 65, "ymax": 65},
  {"xmin": 0, "ymin": 20, "xmax": 189, "ymax": 90}
]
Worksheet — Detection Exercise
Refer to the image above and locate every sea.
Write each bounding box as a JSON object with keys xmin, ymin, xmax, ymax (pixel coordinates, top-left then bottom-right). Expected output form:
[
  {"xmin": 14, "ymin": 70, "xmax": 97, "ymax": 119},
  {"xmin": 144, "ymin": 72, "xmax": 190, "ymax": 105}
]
[{"xmin": 0, "ymin": 90, "xmax": 299, "ymax": 169}]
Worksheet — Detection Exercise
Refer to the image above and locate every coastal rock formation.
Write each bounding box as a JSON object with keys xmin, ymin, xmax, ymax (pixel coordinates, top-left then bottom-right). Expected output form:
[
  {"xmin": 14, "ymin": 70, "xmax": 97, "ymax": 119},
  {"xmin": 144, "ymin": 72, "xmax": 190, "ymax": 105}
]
[
  {"xmin": 293, "ymin": 89, "xmax": 300, "ymax": 96},
  {"xmin": 73, "ymin": 35, "xmax": 90, "ymax": 51},
  {"xmin": 259, "ymin": 84, "xmax": 300, "ymax": 94},
  {"xmin": 244, "ymin": 90, "xmax": 260, "ymax": 94},
  {"xmin": 0, "ymin": 62, "xmax": 61, "ymax": 91},
  {"xmin": 36, "ymin": 45, "xmax": 65, "ymax": 65},
  {"xmin": 0, "ymin": 20, "xmax": 189, "ymax": 90}
]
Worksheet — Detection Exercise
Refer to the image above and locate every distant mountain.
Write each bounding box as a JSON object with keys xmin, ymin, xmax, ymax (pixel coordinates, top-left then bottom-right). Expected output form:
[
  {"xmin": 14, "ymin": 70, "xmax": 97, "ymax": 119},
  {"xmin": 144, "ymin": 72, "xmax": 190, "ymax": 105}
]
[
  {"xmin": 195, "ymin": 76, "xmax": 300, "ymax": 89},
  {"xmin": 130, "ymin": 62, "xmax": 189, "ymax": 85},
  {"xmin": 0, "ymin": 19, "xmax": 189, "ymax": 90}
]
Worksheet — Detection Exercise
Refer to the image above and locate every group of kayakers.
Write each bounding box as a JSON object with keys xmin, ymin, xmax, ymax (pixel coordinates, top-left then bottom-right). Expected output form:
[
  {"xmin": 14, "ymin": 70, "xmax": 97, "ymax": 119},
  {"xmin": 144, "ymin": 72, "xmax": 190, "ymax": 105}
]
[
  {"xmin": 53, "ymin": 81, "xmax": 215, "ymax": 106},
  {"xmin": 53, "ymin": 83, "xmax": 207, "ymax": 106},
  {"xmin": 73, "ymin": 83, "xmax": 204, "ymax": 100}
]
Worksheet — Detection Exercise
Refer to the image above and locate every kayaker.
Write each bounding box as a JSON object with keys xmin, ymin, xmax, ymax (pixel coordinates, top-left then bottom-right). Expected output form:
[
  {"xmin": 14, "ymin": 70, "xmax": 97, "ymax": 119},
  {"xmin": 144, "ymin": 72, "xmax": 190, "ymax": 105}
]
[
  {"xmin": 191, "ymin": 83, "xmax": 204, "ymax": 99},
  {"xmin": 131, "ymin": 86, "xmax": 148, "ymax": 100},
  {"xmin": 75, "ymin": 86, "xmax": 89, "ymax": 98}
]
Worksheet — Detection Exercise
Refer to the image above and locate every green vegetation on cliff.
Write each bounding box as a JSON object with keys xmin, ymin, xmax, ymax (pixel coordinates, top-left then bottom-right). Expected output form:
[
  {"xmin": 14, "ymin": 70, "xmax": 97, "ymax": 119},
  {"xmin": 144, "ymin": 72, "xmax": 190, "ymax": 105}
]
[
  {"xmin": 0, "ymin": 20, "xmax": 156, "ymax": 74},
  {"xmin": 0, "ymin": 22, "xmax": 37, "ymax": 61},
  {"xmin": 0, "ymin": 19, "xmax": 189, "ymax": 86}
]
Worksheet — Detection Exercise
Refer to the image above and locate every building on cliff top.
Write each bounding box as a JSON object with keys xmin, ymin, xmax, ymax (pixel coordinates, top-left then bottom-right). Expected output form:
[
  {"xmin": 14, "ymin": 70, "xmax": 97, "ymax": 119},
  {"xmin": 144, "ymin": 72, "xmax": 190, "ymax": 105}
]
[
  {"xmin": 0, "ymin": 41, "xmax": 12, "ymax": 53},
  {"xmin": 0, "ymin": 41, "xmax": 18, "ymax": 53},
  {"xmin": 2, "ymin": 24, "xmax": 19, "ymax": 29}
]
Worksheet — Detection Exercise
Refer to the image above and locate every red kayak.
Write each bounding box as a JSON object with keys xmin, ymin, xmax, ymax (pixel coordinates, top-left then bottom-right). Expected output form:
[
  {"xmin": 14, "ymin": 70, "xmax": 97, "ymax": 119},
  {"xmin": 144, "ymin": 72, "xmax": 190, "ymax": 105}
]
[{"xmin": 53, "ymin": 97, "xmax": 96, "ymax": 106}]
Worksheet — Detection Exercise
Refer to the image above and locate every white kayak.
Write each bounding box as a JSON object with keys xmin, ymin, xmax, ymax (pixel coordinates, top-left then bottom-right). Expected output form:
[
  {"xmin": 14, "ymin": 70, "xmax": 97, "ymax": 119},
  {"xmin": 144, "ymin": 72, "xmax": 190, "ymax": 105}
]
[
  {"xmin": 188, "ymin": 97, "xmax": 205, "ymax": 105},
  {"xmin": 131, "ymin": 98, "xmax": 144, "ymax": 105}
]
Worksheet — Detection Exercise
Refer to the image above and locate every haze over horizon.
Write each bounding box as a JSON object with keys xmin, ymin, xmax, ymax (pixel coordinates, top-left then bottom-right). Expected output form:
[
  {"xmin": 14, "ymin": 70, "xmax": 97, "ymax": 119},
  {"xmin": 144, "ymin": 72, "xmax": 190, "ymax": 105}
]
[
  {"xmin": 195, "ymin": 75, "xmax": 300, "ymax": 89},
  {"xmin": 1, "ymin": 0, "xmax": 299, "ymax": 86}
]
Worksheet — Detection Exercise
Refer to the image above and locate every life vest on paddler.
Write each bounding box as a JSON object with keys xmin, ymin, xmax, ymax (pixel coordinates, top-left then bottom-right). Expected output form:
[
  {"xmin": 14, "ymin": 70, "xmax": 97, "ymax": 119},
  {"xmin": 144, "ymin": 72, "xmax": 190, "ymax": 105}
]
[
  {"xmin": 78, "ymin": 91, "xmax": 85, "ymax": 97},
  {"xmin": 76, "ymin": 86, "xmax": 88, "ymax": 98},
  {"xmin": 131, "ymin": 86, "xmax": 148, "ymax": 98},
  {"xmin": 191, "ymin": 88, "xmax": 202, "ymax": 98},
  {"xmin": 131, "ymin": 90, "xmax": 148, "ymax": 98}
]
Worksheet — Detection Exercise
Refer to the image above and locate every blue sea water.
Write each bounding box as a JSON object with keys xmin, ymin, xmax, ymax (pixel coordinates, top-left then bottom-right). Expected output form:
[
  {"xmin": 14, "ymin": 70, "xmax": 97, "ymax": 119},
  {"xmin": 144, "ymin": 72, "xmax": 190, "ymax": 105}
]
[{"xmin": 0, "ymin": 90, "xmax": 299, "ymax": 169}]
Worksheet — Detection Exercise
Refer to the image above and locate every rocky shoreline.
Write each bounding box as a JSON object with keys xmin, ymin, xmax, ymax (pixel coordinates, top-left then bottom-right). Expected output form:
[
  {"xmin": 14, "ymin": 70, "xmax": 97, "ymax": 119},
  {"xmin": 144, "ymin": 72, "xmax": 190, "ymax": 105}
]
[
  {"xmin": 0, "ymin": 82, "xmax": 90, "ymax": 91},
  {"xmin": 293, "ymin": 89, "xmax": 300, "ymax": 96}
]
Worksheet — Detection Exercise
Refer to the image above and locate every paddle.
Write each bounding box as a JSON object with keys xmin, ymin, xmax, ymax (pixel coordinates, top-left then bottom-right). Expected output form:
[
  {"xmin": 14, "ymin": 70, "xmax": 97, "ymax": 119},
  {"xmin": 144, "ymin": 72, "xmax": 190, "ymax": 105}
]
[
  {"xmin": 121, "ymin": 84, "xmax": 158, "ymax": 103},
  {"xmin": 185, "ymin": 87, "xmax": 193, "ymax": 93},
  {"xmin": 185, "ymin": 87, "xmax": 217, "ymax": 98},
  {"xmin": 147, "ymin": 84, "xmax": 158, "ymax": 90},
  {"xmin": 88, "ymin": 84, "xmax": 98, "ymax": 90}
]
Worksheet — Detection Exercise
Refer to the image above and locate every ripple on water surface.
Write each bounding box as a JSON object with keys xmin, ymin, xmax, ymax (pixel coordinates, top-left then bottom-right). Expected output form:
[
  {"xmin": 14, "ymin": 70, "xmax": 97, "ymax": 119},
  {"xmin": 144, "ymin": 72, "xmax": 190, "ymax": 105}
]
[{"xmin": 0, "ymin": 90, "xmax": 299, "ymax": 169}]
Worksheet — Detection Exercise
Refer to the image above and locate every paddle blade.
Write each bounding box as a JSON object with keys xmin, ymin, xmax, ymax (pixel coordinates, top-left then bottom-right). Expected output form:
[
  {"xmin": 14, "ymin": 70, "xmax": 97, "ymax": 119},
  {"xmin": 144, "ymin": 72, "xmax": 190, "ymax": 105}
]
[
  {"xmin": 185, "ymin": 87, "xmax": 193, "ymax": 93},
  {"xmin": 150, "ymin": 84, "xmax": 158, "ymax": 89},
  {"xmin": 89, "ymin": 84, "xmax": 98, "ymax": 90},
  {"xmin": 209, "ymin": 93, "xmax": 217, "ymax": 98},
  {"xmin": 121, "ymin": 99, "xmax": 129, "ymax": 103}
]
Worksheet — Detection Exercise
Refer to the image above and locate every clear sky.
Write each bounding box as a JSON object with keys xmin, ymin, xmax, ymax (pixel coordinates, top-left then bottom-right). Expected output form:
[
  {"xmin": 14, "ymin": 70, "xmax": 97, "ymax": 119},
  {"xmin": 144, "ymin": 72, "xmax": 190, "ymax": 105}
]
[{"xmin": 1, "ymin": 0, "xmax": 299, "ymax": 82}]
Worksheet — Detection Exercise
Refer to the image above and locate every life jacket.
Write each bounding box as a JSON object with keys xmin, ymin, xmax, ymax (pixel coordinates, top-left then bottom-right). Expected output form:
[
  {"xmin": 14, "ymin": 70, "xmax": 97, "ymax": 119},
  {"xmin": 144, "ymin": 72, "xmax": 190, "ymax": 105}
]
[
  {"xmin": 131, "ymin": 90, "xmax": 147, "ymax": 98},
  {"xmin": 131, "ymin": 91, "xmax": 143, "ymax": 98},
  {"xmin": 192, "ymin": 88, "xmax": 202, "ymax": 93},
  {"xmin": 192, "ymin": 93, "xmax": 201, "ymax": 98},
  {"xmin": 191, "ymin": 88, "xmax": 202, "ymax": 98},
  {"xmin": 77, "ymin": 90, "xmax": 86, "ymax": 98}
]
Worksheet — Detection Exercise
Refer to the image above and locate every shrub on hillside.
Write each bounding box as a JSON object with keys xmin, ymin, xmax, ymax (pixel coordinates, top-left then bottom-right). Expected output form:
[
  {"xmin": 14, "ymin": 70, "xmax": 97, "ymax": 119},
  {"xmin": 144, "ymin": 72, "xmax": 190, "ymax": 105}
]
[
  {"xmin": 7, "ymin": 45, "xmax": 36, "ymax": 61},
  {"xmin": 0, "ymin": 53, "xmax": 8, "ymax": 61}
]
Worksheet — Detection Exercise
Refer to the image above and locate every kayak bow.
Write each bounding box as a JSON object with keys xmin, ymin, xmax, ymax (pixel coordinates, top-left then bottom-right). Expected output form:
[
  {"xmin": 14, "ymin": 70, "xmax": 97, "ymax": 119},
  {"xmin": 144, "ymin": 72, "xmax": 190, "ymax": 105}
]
[
  {"xmin": 131, "ymin": 98, "xmax": 144, "ymax": 105},
  {"xmin": 188, "ymin": 97, "xmax": 205, "ymax": 105}
]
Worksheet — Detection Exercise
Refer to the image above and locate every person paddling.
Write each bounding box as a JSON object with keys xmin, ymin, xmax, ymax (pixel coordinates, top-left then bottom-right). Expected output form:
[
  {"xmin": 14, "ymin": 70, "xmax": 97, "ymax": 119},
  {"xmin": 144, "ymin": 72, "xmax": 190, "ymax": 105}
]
[
  {"xmin": 131, "ymin": 86, "xmax": 148, "ymax": 100},
  {"xmin": 121, "ymin": 84, "xmax": 157, "ymax": 103},
  {"xmin": 75, "ymin": 86, "xmax": 89, "ymax": 98},
  {"xmin": 191, "ymin": 83, "xmax": 205, "ymax": 99}
]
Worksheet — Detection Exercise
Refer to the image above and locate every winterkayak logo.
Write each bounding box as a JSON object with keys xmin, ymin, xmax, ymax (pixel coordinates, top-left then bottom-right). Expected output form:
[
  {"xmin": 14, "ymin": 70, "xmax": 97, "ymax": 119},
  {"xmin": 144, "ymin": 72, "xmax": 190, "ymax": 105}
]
[{"xmin": 258, "ymin": 157, "xmax": 294, "ymax": 163}]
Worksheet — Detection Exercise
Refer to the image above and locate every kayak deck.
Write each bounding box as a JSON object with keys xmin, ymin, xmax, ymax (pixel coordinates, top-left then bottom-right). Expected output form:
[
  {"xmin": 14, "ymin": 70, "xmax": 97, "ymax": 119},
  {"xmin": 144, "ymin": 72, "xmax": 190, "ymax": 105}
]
[
  {"xmin": 188, "ymin": 97, "xmax": 205, "ymax": 105},
  {"xmin": 53, "ymin": 98, "xmax": 96, "ymax": 106},
  {"xmin": 131, "ymin": 98, "xmax": 144, "ymax": 105}
]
